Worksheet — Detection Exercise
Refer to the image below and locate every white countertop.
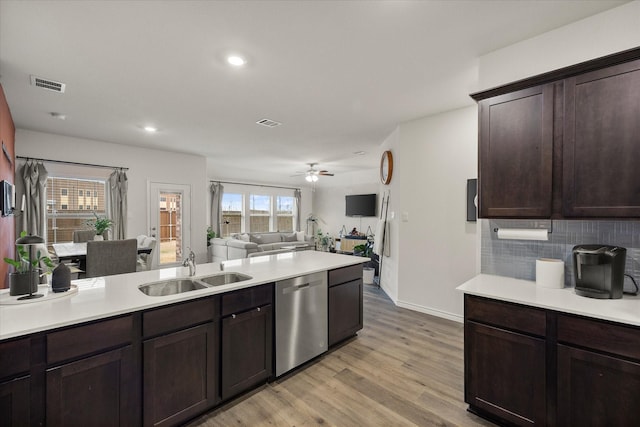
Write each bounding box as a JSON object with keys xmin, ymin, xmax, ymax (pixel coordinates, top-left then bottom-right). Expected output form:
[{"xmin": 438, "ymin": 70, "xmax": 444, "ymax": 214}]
[
  {"xmin": 457, "ymin": 274, "xmax": 640, "ymax": 327},
  {"xmin": 0, "ymin": 251, "xmax": 366, "ymax": 340}
]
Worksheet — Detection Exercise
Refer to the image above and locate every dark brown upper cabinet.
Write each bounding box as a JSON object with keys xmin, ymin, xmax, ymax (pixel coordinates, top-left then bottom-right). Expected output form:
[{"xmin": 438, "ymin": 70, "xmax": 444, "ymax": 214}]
[
  {"xmin": 473, "ymin": 47, "xmax": 640, "ymax": 219},
  {"xmin": 563, "ymin": 58, "xmax": 640, "ymax": 217},
  {"xmin": 478, "ymin": 85, "xmax": 554, "ymax": 218}
]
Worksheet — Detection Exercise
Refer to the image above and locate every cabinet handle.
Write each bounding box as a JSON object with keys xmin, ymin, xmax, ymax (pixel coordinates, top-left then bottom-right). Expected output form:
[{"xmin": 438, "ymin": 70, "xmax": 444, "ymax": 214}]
[
  {"xmin": 231, "ymin": 314, "xmax": 236, "ymax": 319},
  {"xmin": 257, "ymin": 307, "xmax": 261, "ymax": 312}
]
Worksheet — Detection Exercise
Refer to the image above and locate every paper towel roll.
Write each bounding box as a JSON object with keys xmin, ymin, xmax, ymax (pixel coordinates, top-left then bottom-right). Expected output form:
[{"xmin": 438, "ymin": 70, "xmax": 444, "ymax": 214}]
[
  {"xmin": 496, "ymin": 228, "xmax": 548, "ymax": 241},
  {"xmin": 536, "ymin": 258, "xmax": 564, "ymax": 289}
]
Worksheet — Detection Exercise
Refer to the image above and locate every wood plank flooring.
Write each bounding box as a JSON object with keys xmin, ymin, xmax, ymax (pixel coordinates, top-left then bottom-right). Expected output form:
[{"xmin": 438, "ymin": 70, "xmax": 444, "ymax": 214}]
[{"xmin": 187, "ymin": 285, "xmax": 494, "ymax": 427}]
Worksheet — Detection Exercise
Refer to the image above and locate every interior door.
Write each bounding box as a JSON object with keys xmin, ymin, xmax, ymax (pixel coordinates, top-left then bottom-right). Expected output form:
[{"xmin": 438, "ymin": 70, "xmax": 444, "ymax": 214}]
[{"xmin": 148, "ymin": 183, "xmax": 191, "ymax": 268}]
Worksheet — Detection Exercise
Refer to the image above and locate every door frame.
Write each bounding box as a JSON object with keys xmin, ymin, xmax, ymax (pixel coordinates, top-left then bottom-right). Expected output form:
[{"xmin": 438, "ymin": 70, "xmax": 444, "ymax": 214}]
[{"xmin": 147, "ymin": 181, "xmax": 192, "ymax": 268}]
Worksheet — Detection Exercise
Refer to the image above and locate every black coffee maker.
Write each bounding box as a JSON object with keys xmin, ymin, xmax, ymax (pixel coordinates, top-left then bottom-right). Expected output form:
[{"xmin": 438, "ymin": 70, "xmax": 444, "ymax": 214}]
[{"xmin": 573, "ymin": 245, "xmax": 626, "ymax": 299}]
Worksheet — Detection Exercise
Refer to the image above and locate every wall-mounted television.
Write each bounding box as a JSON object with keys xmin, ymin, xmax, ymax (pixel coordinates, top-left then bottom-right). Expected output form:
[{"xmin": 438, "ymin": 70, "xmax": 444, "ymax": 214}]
[{"xmin": 345, "ymin": 193, "xmax": 376, "ymax": 217}]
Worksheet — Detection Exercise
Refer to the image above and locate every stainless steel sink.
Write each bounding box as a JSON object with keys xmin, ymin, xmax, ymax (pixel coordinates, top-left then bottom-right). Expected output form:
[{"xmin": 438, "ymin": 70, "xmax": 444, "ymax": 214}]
[
  {"xmin": 138, "ymin": 279, "xmax": 208, "ymax": 296},
  {"xmin": 198, "ymin": 272, "xmax": 252, "ymax": 287}
]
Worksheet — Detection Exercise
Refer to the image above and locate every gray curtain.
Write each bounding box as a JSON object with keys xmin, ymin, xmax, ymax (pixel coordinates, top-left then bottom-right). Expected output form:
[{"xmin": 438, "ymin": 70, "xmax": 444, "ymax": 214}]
[
  {"xmin": 22, "ymin": 161, "xmax": 48, "ymax": 237},
  {"xmin": 210, "ymin": 182, "xmax": 224, "ymax": 237},
  {"xmin": 294, "ymin": 189, "xmax": 302, "ymax": 231},
  {"xmin": 108, "ymin": 170, "xmax": 128, "ymax": 240}
]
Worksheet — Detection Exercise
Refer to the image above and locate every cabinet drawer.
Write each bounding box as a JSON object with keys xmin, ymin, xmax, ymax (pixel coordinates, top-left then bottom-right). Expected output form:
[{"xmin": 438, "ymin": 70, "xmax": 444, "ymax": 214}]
[
  {"xmin": 47, "ymin": 315, "xmax": 133, "ymax": 365},
  {"xmin": 221, "ymin": 284, "xmax": 272, "ymax": 317},
  {"xmin": 465, "ymin": 295, "xmax": 546, "ymax": 337},
  {"xmin": 329, "ymin": 264, "xmax": 361, "ymax": 286},
  {"xmin": 143, "ymin": 296, "xmax": 217, "ymax": 338},
  {"xmin": 0, "ymin": 337, "xmax": 31, "ymax": 380},
  {"xmin": 557, "ymin": 314, "xmax": 640, "ymax": 360}
]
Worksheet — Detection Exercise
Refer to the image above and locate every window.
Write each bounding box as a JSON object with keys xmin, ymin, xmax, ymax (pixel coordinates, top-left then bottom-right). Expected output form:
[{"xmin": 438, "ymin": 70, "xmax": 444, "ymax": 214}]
[
  {"xmin": 249, "ymin": 194, "xmax": 271, "ymax": 233},
  {"xmin": 218, "ymin": 187, "xmax": 299, "ymax": 236},
  {"xmin": 47, "ymin": 177, "xmax": 107, "ymax": 244},
  {"xmin": 221, "ymin": 193, "xmax": 242, "ymax": 236},
  {"xmin": 276, "ymin": 196, "xmax": 294, "ymax": 232}
]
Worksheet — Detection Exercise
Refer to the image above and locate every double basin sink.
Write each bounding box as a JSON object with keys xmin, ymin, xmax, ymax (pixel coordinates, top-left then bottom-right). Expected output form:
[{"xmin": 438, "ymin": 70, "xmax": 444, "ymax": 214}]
[{"xmin": 139, "ymin": 272, "xmax": 252, "ymax": 297}]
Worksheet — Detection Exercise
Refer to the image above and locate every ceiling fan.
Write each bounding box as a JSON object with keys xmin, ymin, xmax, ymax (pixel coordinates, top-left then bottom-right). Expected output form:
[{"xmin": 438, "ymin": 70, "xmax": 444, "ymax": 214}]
[{"xmin": 292, "ymin": 163, "xmax": 334, "ymax": 182}]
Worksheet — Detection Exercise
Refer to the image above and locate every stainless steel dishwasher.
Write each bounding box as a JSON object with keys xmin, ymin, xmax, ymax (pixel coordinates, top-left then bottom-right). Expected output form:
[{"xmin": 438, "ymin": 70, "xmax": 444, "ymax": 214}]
[{"xmin": 275, "ymin": 271, "xmax": 328, "ymax": 376}]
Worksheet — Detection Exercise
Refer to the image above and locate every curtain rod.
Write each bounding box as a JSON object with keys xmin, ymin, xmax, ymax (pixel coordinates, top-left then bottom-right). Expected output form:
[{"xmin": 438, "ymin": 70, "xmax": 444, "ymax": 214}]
[
  {"xmin": 211, "ymin": 180, "xmax": 300, "ymax": 191},
  {"xmin": 16, "ymin": 156, "xmax": 129, "ymax": 171}
]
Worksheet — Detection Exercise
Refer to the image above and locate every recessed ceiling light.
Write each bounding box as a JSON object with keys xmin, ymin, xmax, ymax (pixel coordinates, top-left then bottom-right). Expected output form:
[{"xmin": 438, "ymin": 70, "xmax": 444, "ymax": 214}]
[
  {"xmin": 143, "ymin": 126, "xmax": 157, "ymax": 133},
  {"xmin": 227, "ymin": 55, "xmax": 246, "ymax": 67},
  {"xmin": 353, "ymin": 151, "xmax": 366, "ymax": 155}
]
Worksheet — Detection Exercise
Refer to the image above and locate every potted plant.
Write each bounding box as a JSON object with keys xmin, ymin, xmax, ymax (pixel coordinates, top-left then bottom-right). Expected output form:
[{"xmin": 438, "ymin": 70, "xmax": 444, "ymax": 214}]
[
  {"xmin": 207, "ymin": 226, "xmax": 216, "ymax": 247},
  {"xmin": 86, "ymin": 213, "xmax": 114, "ymax": 240},
  {"xmin": 4, "ymin": 231, "xmax": 55, "ymax": 296},
  {"xmin": 353, "ymin": 241, "xmax": 376, "ymax": 284}
]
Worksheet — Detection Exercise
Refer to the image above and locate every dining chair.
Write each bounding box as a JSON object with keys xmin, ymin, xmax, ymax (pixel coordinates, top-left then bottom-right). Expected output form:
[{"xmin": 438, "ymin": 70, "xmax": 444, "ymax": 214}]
[
  {"xmin": 85, "ymin": 239, "xmax": 137, "ymax": 278},
  {"xmin": 136, "ymin": 236, "xmax": 157, "ymax": 271},
  {"xmin": 73, "ymin": 230, "xmax": 96, "ymax": 243}
]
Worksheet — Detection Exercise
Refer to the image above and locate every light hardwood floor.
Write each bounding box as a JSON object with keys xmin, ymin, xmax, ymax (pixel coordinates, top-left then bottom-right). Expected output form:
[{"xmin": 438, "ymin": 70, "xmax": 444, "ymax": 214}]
[{"xmin": 187, "ymin": 285, "xmax": 494, "ymax": 426}]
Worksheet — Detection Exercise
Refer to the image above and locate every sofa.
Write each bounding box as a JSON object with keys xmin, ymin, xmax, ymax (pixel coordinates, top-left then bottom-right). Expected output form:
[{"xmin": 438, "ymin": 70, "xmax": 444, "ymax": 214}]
[{"xmin": 208, "ymin": 231, "xmax": 314, "ymax": 262}]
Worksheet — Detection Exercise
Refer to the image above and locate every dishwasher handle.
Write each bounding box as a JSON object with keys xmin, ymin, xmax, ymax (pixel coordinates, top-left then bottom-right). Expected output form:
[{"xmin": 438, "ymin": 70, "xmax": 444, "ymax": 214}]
[{"xmin": 280, "ymin": 279, "xmax": 323, "ymax": 295}]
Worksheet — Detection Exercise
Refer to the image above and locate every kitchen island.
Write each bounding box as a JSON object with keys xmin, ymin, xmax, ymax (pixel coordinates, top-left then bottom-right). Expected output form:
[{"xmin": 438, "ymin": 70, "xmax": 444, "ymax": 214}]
[
  {"xmin": 0, "ymin": 251, "xmax": 366, "ymax": 427},
  {"xmin": 458, "ymin": 274, "xmax": 640, "ymax": 426}
]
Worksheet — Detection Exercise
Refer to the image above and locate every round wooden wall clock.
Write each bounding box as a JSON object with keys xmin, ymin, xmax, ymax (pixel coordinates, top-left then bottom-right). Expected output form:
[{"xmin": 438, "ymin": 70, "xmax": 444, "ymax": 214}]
[{"xmin": 380, "ymin": 150, "xmax": 393, "ymax": 185}]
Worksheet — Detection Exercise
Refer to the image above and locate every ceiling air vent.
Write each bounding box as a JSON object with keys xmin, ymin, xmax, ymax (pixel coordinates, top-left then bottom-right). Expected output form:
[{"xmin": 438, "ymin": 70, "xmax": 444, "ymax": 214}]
[
  {"xmin": 256, "ymin": 118, "xmax": 281, "ymax": 128},
  {"xmin": 30, "ymin": 75, "xmax": 66, "ymax": 93}
]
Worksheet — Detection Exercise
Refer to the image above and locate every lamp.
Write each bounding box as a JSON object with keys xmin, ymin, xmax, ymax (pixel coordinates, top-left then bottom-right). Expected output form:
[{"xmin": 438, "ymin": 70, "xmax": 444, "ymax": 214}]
[
  {"xmin": 305, "ymin": 173, "xmax": 318, "ymax": 182},
  {"xmin": 15, "ymin": 234, "xmax": 45, "ymax": 300}
]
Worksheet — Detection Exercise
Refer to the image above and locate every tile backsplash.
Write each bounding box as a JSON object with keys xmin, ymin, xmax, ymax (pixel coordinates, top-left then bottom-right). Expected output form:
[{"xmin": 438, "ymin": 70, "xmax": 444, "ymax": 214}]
[{"xmin": 481, "ymin": 219, "xmax": 640, "ymax": 292}]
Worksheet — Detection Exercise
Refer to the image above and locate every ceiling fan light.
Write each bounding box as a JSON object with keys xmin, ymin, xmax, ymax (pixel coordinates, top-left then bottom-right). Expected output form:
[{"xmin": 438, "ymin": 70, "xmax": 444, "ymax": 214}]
[
  {"xmin": 311, "ymin": 175, "xmax": 318, "ymax": 182},
  {"xmin": 305, "ymin": 174, "xmax": 313, "ymax": 182}
]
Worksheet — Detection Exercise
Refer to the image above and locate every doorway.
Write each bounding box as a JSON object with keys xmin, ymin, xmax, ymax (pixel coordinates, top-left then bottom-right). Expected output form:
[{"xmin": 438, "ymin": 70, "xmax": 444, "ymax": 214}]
[{"xmin": 148, "ymin": 182, "xmax": 191, "ymax": 267}]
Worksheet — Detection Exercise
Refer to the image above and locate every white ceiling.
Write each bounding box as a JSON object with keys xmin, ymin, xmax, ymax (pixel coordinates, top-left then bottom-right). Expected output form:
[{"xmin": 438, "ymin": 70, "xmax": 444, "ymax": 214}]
[{"xmin": 0, "ymin": 0, "xmax": 626, "ymax": 186}]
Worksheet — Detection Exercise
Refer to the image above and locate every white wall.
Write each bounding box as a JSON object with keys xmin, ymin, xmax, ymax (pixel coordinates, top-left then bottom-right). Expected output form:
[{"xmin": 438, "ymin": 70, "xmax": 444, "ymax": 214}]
[
  {"xmin": 312, "ymin": 172, "xmax": 379, "ymax": 239},
  {"xmin": 395, "ymin": 106, "xmax": 478, "ymax": 321},
  {"xmin": 15, "ymin": 129, "xmax": 209, "ymax": 263},
  {"xmin": 477, "ymin": 1, "xmax": 640, "ymax": 92},
  {"xmin": 377, "ymin": 127, "xmax": 400, "ymax": 302}
]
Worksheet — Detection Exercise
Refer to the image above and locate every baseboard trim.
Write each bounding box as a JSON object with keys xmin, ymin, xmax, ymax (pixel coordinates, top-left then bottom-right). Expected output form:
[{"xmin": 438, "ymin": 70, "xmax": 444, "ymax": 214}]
[{"xmin": 396, "ymin": 300, "xmax": 463, "ymax": 323}]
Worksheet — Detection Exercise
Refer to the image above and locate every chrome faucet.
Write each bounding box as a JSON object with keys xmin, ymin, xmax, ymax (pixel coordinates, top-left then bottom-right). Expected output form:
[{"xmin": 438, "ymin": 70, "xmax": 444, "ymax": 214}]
[
  {"xmin": 219, "ymin": 261, "xmax": 225, "ymax": 271},
  {"xmin": 182, "ymin": 248, "xmax": 196, "ymax": 276}
]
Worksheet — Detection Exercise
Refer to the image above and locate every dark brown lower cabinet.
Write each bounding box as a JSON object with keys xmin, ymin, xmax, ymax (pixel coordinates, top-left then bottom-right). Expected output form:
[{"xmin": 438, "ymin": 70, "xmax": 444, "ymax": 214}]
[
  {"xmin": 143, "ymin": 322, "xmax": 218, "ymax": 427},
  {"xmin": 328, "ymin": 279, "xmax": 363, "ymax": 346},
  {"xmin": 221, "ymin": 304, "xmax": 272, "ymax": 401},
  {"xmin": 0, "ymin": 376, "xmax": 30, "ymax": 426},
  {"xmin": 557, "ymin": 345, "xmax": 640, "ymax": 426},
  {"xmin": 46, "ymin": 345, "xmax": 136, "ymax": 427},
  {"xmin": 465, "ymin": 321, "xmax": 546, "ymax": 426}
]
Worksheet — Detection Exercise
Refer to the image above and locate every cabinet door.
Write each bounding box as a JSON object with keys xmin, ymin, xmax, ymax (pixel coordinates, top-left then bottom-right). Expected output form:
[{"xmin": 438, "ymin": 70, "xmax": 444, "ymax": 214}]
[
  {"xmin": 328, "ymin": 279, "xmax": 363, "ymax": 346},
  {"xmin": 46, "ymin": 345, "xmax": 137, "ymax": 427},
  {"xmin": 558, "ymin": 344, "xmax": 640, "ymax": 426},
  {"xmin": 563, "ymin": 58, "xmax": 640, "ymax": 217},
  {"xmin": 221, "ymin": 304, "xmax": 273, "ymax": 401},
  {"xmin": 465, "ymin": 321, "xmax": 546, "ymax": 426},
  {"xmin": 478, "ymin": 84, "xmax": 554, "ymax": 218},
  {"xmin": 143, "ymin": 322, "xmax": 218, "ymax": 427},
  {"xmin": 0, "ymin": 376, "xmax": 30, "ymax": 427}
]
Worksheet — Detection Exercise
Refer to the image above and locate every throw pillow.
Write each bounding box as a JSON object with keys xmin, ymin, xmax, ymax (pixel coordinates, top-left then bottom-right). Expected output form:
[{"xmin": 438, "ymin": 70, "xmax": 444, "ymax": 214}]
[
  {"xmin": 282, "ymin": 232, "xmax": 297, "ymax": 242},
  {"xmin": 250, "ymin": 234, "xmax": 264, "ymax": 244},
  {"xmin": 236, "ymin": 233, "xmax": 250, "ymax": 242},
  {"xmin": 295, "ymin": 231, "xmax": 306, "ymax": 242}
]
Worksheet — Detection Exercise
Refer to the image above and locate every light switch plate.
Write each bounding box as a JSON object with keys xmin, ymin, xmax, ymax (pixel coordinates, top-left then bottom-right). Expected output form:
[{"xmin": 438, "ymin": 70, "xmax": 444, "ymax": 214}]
[{"xmin": 402, "ymin": 212, "xmax": 409, "ymax": 222}]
